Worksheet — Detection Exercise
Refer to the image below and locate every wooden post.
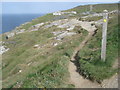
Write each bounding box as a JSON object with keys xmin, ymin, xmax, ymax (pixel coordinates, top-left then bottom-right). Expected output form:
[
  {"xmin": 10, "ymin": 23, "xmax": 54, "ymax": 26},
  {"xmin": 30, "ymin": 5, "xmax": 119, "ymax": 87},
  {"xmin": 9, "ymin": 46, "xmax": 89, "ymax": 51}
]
[{"xmin": 101, "ymin": 10, "xmax": 108, "ymax": 61}]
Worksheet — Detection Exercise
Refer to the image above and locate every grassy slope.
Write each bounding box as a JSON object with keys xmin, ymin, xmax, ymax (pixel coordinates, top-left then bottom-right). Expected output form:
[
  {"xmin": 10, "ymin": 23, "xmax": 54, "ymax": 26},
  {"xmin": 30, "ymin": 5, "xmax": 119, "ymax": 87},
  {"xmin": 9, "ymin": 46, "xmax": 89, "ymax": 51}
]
[
  {"xmin": 2, "ymin": 3, "xmax": 118, "ymax": 88},
  {"xmin": 2, "ymin": 23, "xmax": 88, "ymax": 88},
  {"xmin": 77, "ymin": 14, "xmax": 119, "ymax": 82},
  {"xmin": 66, "ymin": 3, "xmax": 118, "ymax": 13}
]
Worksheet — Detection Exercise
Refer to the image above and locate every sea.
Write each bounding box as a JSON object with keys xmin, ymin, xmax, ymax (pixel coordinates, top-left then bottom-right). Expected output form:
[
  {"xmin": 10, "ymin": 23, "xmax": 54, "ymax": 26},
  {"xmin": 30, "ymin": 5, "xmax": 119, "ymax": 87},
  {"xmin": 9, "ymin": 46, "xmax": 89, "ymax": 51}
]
[{"xmin": 1, "ymin": 14, "xmax": 45, "ymax": 34}]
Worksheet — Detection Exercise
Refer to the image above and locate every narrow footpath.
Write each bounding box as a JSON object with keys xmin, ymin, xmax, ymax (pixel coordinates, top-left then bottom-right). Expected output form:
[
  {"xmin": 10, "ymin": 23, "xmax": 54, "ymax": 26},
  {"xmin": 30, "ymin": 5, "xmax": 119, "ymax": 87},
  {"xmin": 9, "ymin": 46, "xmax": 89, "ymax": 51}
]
[
  {"xmin": 68, "ymin": 22, "xmax": 118, "ymax": 88},
  {"xmin": 68, "ymin": 32, "xmax": 102, "ymax": 88}
]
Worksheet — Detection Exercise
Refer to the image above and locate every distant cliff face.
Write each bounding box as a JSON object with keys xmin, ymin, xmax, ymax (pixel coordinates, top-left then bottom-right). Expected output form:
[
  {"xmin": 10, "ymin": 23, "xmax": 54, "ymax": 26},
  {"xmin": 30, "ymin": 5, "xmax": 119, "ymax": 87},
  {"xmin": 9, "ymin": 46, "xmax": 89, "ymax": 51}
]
[{"xmin": 1, "ymin": 3, "xmax": 118, "ymax": 88}]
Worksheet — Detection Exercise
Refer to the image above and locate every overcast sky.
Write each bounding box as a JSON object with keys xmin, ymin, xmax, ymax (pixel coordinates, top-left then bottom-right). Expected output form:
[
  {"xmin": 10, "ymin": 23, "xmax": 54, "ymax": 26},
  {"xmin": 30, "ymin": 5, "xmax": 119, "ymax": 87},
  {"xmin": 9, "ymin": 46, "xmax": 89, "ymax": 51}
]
[{"xmin": 1, "ymin": 1, "xmax": 119, "ymax": 14}]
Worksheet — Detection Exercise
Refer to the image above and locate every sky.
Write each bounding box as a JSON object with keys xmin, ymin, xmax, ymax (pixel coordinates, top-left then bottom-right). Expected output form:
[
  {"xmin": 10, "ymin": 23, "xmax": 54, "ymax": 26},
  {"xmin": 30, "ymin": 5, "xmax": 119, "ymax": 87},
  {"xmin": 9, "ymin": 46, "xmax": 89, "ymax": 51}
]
[
  {"xmin": 2, "ymin": 2, "xmax": 99, "ymax": 14},
  {"xmin": 1, "ymin": 0, "xmax": 120, "ymax": 2},
  {"xmin": 1, "ymin": 1, "xmax": 119, "ymax": 14}
]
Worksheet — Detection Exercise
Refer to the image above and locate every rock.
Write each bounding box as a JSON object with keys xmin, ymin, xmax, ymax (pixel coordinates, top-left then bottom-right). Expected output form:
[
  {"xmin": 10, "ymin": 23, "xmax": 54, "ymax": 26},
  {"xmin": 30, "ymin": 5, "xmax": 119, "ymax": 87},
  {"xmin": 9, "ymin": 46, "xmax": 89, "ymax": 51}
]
[
  {"xmin": 52, "ymin": 31, "xmax": 65, "ymax": 35},
  {"xmin": 57, "ymin": 23, "xmax": 70, "ymax": 28},
  {"xmin": 44, "ymin": 24, "xmax": 53, "ymax": 28},
  {"xmin": 29, "ymin": 23, "xmax": 44, "ymax": 31},
  {"xmin": 6, "ymin": 29, "xmax": 26, "ymax": 38},
  {"xmin": 30, "ymin": 29, "xmax": 38, "ymax": 32},
  {"xmin": 52, "ymin": 42, "xmax": 58, "ymax": 46},
  {"xmin": 80, "ymin": 21, "xmax": 97, "ymax": 32},
  {"xmin": 16, "ymin": 29, "xmax": 25, "ymax": 34},
  {"xmin": 0, "ymin": 41, "xmax": 5, "ymax": 45},
  {"xmin": 44, "ymin": 19, "xmax": 68, "ymax": 28},
  {"xmin": 53, "ymin": 15, "xmax": 69, "ymax": 20},
  {"xmin": 27, "ymin": 62, "xmax": 32, "ymax": 66},
  {"xmin": 7, "ymin": 32, "xmax": 15, "ymax": 38},
  {"xmin": 5, "ymin": 41, "xmax": 16, "ymax": 44},
  {"xmin": 67, "ymin": 26, "xmax": 75, "ymax": 31},
  {"xmin": 95, "ymin": 19, "xmax": 103, "ymax": 26},
  {"xmin": 33, "ymin": 44, "xmax": 39, "ymax": 48},
  {"xmin": 19, "ymin": 70, "xmax": 22, "ymax": 73},
  {"xmin": 55, "ymin": 31, "xmax": 76, "ymax": 40},
  {"xmin": 0, "ymin": 45, "xmax": 9, "ymax": 54},
  {"xmin": 33, "ymin": 23, "xmax": 44, "ymax": 28}
]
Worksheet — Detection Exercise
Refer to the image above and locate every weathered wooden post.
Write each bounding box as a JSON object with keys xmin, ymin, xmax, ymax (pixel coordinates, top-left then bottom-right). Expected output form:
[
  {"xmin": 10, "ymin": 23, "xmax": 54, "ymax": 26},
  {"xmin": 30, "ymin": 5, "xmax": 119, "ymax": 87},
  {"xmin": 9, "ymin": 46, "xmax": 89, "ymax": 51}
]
[{"xmin": 101, "ymin": 10, "xmax": 108, "ymax": 61}]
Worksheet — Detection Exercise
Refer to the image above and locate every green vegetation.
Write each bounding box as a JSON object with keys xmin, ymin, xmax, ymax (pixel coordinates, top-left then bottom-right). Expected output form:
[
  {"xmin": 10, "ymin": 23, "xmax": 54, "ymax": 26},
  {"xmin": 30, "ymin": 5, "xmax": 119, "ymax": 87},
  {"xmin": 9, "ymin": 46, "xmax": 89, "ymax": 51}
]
[
  {"xmin": 2, "ymin": 20, "xmax": 88, "ymax": 88},
  {"xmin": 83, "ymin": 16, "xmax": 103, "ymax": 21},
  {"xmin": 2, "ymin": 3, "xmax": 119, "ymax": 88},
  {"xmin": 77, "ymin": 15, "xmax": 119, "ymax": 83},
  {"xmin": 18, "ymin": 29, "xmax": 88, "ymax": 88},
  {"xmin": 74, "ymin": 26, "xmax": 88, "ymax": 34},
  {"xmin": 19, "ymin": 52, "xmax": 70, "ymax": 88},
  {"xmin": 92, "ymin": 3, "xmax": 118, "ymax": 13},
  {"xmin": 67, "ymin": 3, "xmax": 118, "ymax": 13}
]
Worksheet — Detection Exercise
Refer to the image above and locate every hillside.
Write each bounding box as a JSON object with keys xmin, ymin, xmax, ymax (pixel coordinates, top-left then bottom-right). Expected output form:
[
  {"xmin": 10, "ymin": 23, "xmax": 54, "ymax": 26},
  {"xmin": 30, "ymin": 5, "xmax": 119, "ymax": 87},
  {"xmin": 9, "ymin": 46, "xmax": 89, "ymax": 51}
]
[{"xmin": 1, "ymin": 3, "xmax": 119, "ymax": 88}]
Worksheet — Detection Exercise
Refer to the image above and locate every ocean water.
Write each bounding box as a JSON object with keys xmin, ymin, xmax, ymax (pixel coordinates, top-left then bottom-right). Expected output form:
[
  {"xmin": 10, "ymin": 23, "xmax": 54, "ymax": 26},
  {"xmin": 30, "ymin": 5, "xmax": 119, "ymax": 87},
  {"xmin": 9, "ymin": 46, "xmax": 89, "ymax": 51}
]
[{"xmin": 2, "ymin": 14, "xmax": 45, "ymax": 34}]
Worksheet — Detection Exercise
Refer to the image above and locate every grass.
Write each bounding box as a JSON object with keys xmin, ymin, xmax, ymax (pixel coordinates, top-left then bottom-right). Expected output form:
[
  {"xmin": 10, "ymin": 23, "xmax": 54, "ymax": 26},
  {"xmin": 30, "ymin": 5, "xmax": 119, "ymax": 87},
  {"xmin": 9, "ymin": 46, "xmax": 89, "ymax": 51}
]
[
  {"xmin": 2, "ymin": 28, "xmax": 54, "ymax": 80},
  {"xmin": 77, "ymin": 15, "xmax": 119, "ymax": 83},
  {"xmin": 16, "ymin": 30, "xmax": 87, "ymax": 88},
  {"xmin": 21, "ymin": 52, "xmax": 69, "ymax": 88},
  {"xmin": 2, "ymin": 18, "xmax": 88, "ymax": 88},
  {"xmin": 66, "ymin": 3, "xmax": 118, "ymax": 14},
  {"xmin": 83, "ymin": 16, "xmax": 103, "ymax": 21},
  {"xmin": 2, "ymin": 3, "xmax": 119, "ymax": 88}
]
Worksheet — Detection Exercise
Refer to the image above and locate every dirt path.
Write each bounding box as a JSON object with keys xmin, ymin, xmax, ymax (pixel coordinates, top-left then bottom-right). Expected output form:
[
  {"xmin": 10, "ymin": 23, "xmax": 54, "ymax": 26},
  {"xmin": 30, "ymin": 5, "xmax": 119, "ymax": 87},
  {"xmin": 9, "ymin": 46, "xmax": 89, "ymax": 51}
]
[
  {"xmin": 68, "ymin": 31, "xmax": 118, "ymax": 88},
  {"xmin": 101, "ymin": 59, "xmax": 118, "ymax": 88},
  {"xmin": 71, "ymin": 32, "xmax": 94, "ymax": 61},
  {"xmin": 68, "ymin": 19, "xmax": 102, "ymax": 88},
  {"xmin": 68, "ymin": 32, "xmax": 102, "ymax": 88},
  {"xmin": 102, "ymin": 74, "xmax": 118, "ymax": 88},
  {"xmin": 68, "ymin": 60, "xmax": 102, "ymax": 88}
]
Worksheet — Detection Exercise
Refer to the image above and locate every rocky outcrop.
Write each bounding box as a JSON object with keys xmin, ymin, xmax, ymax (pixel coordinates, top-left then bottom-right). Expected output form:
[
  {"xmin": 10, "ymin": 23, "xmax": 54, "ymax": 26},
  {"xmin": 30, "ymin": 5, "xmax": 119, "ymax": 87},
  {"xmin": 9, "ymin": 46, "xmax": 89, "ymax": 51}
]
[
  {"xmin": 29, "ymin": 23, "xmax": 44, "ymax": 32},
  {"xmin": 0, "ymin": 45, "xmax": 9, "ymax": 55},
  {"xmin": 55, "ymin": 31, "xmax": 76, "ymax": 40}
]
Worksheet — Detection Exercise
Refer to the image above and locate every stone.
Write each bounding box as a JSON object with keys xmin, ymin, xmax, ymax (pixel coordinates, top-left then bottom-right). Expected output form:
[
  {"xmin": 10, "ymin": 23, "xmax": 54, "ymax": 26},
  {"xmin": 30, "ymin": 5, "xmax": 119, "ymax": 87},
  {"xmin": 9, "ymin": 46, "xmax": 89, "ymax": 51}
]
[
  {"xmin": 27, "ymin": 62, "xmax": 32, "ymax": 66},
  {"xmin": 67, "ymin": 26, "xmax": 75, "ymax": 31},
  {"xmin": 52, "ymin": 31, "xmax": 65, "ymax": 35},
  {"xmin": 34, "ymin": 23, "xmax": 44, "ymax": 28},
  {"xmin": 5, "ymin": 41, "xmax": 16, "ymax": 44},
  {"xmin": 16, "ymin": 29, "xmax": 25, "ymax": 34},
  {"xmin": 19, "ymin": 70, "xmax": 22, "ymax": 73},
  {"xmin": 0, "ymin": 45, "xmax": 9, "ymax": 54},
  {"xmin": 7, "ymin": 32, "xmax": 15, "ymax": 38},
  {"xmin": 55, "ymin": 31, "xmax": 76, "ymax": 40},
  {"xmin": 33, "ymin": 44, "xmax": 39, "ymax": 48},
  {"xmin": 30, "ymin": 29, "xmax": 38, "ymax": 32},
  {"xmin": 53, "ymin": 42, "xmax": 58, "ymax": 46},
  {"xmin": 44, "ymin": 24, "xmax": 53, "ymax": 28}
]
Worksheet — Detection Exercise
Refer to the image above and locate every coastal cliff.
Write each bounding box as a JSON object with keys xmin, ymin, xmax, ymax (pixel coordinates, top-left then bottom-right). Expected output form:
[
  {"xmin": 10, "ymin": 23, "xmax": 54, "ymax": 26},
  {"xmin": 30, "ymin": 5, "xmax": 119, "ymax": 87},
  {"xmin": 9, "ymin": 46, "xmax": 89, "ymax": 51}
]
[{"xmin": 1, "ymin": 3, "xmax": 119, "ymax": 88}]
